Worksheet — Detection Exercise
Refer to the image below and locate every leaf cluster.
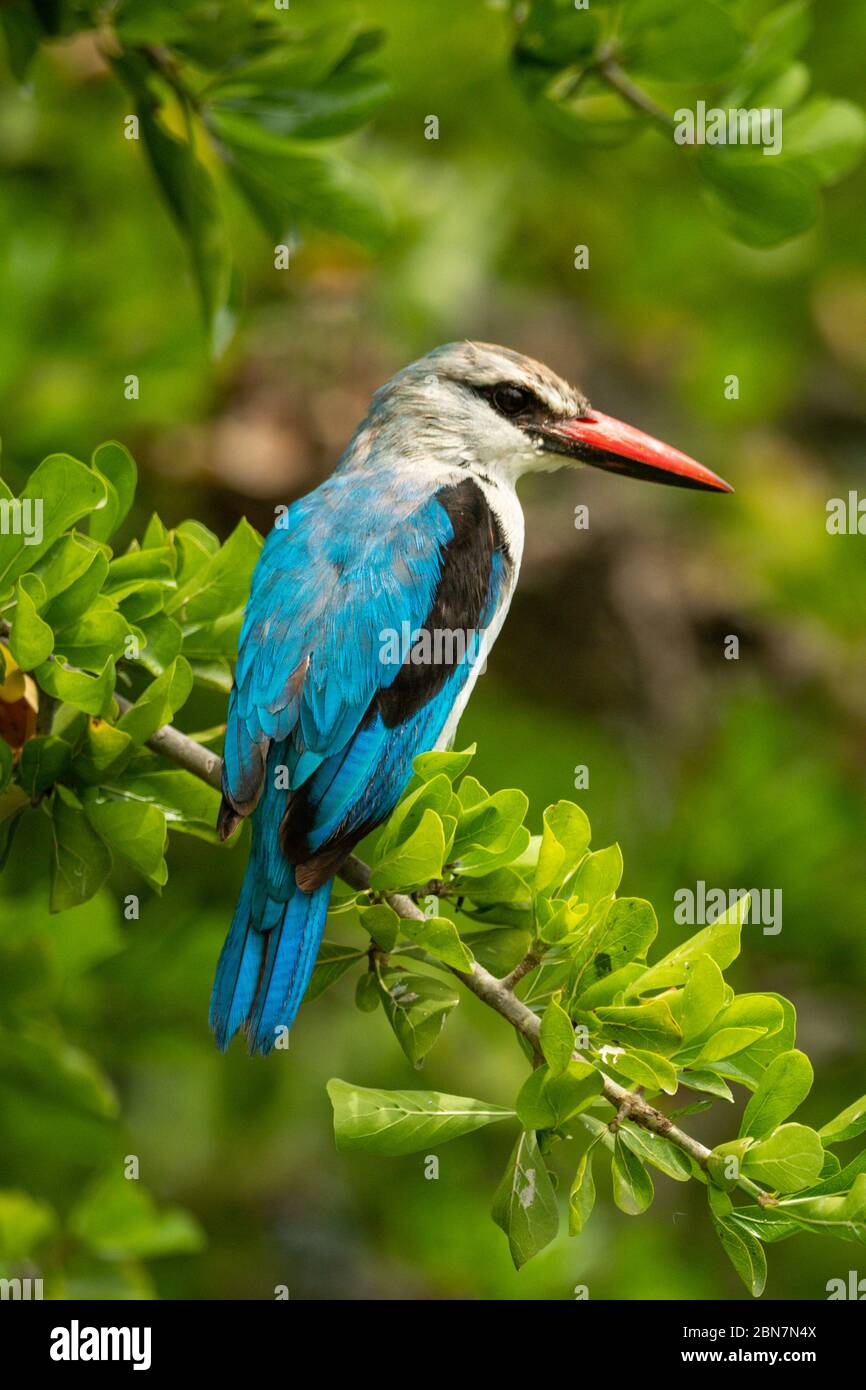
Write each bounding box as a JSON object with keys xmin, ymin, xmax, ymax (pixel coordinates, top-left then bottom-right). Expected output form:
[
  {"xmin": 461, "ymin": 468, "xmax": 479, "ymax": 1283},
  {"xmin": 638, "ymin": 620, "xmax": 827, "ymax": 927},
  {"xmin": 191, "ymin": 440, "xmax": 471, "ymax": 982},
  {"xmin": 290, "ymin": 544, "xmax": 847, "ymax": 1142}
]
[
  {"xmin": 510, "ymin": 0, "xmax": 866, "ymax": 248},
  {"xmin": 326, "ymin": 745, "xmax": 866, "ymax": 1289},
  {"xmin": 1, "ymin": 0, "xmax": 390, "ymax": 350},
  {"xmin": 0, "ymin": 443, "xmax": 260, "ymax": 905}
]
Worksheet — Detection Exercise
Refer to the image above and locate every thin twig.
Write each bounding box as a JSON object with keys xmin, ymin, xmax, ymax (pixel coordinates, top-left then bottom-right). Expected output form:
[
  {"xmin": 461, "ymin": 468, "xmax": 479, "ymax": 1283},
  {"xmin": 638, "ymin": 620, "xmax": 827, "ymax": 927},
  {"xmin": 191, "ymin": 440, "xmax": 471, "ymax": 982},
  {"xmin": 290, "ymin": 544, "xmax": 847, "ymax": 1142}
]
[{"xmin": 598, "ymin": 57, "xmax": 674, "ymax": 130}]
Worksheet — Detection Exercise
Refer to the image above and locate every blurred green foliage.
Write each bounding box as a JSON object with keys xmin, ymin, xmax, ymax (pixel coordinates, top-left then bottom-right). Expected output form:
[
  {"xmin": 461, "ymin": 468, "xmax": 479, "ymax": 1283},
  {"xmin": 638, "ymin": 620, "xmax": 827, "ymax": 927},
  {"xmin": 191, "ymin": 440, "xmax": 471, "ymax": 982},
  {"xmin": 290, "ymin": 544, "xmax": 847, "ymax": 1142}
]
[{"xmin": 1, "ymin": 0, "xmax": 866, "ymax": 1300}]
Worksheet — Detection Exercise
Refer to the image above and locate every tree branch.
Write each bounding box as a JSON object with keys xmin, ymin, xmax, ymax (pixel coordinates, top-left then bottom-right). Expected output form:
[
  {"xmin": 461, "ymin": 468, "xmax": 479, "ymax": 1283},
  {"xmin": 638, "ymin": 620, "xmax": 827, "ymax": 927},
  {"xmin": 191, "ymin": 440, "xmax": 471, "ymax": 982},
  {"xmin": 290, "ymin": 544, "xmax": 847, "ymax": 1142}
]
[
  {"xmin": 116, "ymin": 694, "xmax": 223, "ymax": 790},
  {"xmin": 596, "ymin": 52, "xmax": 675, "ymax": 131},
  {"xmin": 139, "ymin": 714, "xmax": 721, "ymax": 1172},
  {"xmin": 0, "ymin": 634, "xmax": 765, "ymax": 1194}
]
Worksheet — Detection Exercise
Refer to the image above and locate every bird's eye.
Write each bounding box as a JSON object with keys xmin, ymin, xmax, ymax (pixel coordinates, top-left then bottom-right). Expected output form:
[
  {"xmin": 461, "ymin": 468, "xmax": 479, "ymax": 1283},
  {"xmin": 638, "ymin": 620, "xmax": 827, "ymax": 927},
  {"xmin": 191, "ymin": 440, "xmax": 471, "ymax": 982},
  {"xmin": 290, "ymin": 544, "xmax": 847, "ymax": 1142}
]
[{"xmin": 490, "ymin": 383, "xmax": 534, "ymax": 417}]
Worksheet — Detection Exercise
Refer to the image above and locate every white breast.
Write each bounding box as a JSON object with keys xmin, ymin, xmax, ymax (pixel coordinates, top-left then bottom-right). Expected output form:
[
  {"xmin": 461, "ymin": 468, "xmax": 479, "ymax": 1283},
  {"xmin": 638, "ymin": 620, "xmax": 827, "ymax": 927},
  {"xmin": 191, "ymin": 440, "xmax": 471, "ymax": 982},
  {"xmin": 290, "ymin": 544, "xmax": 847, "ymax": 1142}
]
[{"xmin": 435, "ymin": 469, "xmax": 524, "ymax": 749}]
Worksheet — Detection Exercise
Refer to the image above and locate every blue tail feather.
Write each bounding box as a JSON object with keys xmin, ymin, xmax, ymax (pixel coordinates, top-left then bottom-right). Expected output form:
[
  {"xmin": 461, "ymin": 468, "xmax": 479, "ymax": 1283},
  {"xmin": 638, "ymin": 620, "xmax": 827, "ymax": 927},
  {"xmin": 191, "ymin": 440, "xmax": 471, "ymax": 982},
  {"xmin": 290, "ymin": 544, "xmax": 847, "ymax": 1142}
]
[{"xmin": 210, "ymin": 863, "xmax": 331, "ymax": 1055}]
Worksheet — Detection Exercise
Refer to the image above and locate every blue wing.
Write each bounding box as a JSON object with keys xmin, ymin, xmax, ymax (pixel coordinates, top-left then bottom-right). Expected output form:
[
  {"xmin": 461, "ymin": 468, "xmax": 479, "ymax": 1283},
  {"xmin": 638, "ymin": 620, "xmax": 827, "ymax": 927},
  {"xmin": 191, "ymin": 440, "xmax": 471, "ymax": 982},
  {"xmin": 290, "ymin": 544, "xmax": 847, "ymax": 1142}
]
[{"xmin": 212, "ymin": 473, "xmax": 511, "ymax": 1053}]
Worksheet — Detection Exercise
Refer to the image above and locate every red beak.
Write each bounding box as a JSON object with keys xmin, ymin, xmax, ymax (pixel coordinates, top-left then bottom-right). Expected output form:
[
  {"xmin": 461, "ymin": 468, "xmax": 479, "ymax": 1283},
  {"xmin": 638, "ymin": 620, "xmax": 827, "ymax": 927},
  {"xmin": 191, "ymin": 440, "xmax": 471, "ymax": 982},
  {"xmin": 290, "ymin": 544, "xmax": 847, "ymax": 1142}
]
[{"xmin": 544, "ymin": 409, "xmax": 733, "ymax": 493}]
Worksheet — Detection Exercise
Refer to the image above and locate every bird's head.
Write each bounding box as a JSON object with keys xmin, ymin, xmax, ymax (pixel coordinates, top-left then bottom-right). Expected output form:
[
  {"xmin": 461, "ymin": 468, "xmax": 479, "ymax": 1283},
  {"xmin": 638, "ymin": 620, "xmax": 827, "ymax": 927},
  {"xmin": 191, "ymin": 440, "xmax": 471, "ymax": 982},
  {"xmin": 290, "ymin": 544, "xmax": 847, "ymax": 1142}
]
[{"xmin": 361, "ymin": 341, "xmax": 732, "ymax": 493}]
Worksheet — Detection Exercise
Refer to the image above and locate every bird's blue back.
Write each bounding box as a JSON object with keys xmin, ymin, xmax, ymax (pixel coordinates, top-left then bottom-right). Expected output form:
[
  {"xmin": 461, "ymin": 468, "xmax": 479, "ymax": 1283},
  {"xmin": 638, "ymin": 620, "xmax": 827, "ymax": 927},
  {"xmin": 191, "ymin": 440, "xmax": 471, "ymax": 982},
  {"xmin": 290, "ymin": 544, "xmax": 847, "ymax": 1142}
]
[{"xmin": 212, "ymin": 464, "xmax": 510, "ymax": 1053}]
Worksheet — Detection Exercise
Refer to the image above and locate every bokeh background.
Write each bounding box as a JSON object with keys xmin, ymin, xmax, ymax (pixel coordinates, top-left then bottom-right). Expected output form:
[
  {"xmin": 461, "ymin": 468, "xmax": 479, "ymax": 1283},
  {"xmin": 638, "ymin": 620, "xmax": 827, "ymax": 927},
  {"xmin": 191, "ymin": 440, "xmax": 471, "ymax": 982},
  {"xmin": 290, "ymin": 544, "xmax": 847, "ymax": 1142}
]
[{"xmin": 1, "ymin": 0, "xmax": 865, "ymax": 1299}]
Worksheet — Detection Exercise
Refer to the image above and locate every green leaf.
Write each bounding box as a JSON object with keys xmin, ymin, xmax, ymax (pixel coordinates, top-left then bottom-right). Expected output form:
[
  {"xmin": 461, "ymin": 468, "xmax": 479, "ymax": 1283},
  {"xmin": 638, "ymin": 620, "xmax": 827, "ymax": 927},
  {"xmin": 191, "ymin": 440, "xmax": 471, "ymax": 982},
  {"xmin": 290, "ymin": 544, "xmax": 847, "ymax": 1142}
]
[
  {"xmin": 119, "ymin": 581, "xmax": 169, "ymax": 624},
  {"xmin": 680, "ymin": 955, "xmax": 726, "ymax": 1040},
  {"xmin": 460, "ymin": 868, "xmax": 530, "ymax": 908},
  {"xmin": 400, "ymin": 915, "xmax": 474, "ymax": 971},
  {"xmin": 42, "ymin": 547, "xmax": 110, "ymax": 629},
  {"xmin": 327, "ymin": 1077, "xmax": 513, "ymax": 1156},
  {"xmin": 537, "ymin": 896, "xmax": 588, "ymax": 946},
  {"xmin": 187, "ymin": 657, "xmax": 236, "ymax": 695},
  {"xmin": 48, "ymin": 786, "xmax": 112, "ymax": 912},
  {"xmin": 570, "ymin": 897, "xmax": 658, "ymax": 999},
  {"xmin": 619, "ymin": 1120, "xmax": 692, "ymax": 1181},
  {"xmin": 378, "ymin": 773, "xmax": 452, "ymax": 853},
  {"xmin": 516, "ymin": 1059, "xmax": 602, "ymax": 1129},
  {"xmin": 118, "ymin": 656, "xmax": 194, "ymax": 743},
  {"xmin": 456, "ymin": 775, "xmax": 488, "ymax": 811},
  {"xmin": 52, "ymin": 603, "xmax": 132, "ymax": 672},
  {"xmin": 614, "ymin": 1048, "xmax": 678, "ymax": 1096},
  {"xmin": 575, "ymin": 961, "xmax": 645, "ymax": 1010},
  {"xmin": 728, "ymin": 1205, "xmax": 800, "ymax": 1245},
  {"xmin": 17, "ymin": 734, "xmax": 71, "ymax": 798},
  {"xmin": 568, "ymin": 1138, "xmax": 600, "ymax": 1235},
  {"xmin": 455, "ymin": 824, "xmax": 531, "ymax": 877},
  {"xmin": 492, "ymin": 1130, "xmax": 559, "ymax": 1270},
  {"xmin": 681, "ymin": 1069, "xmax": 734, "ymax": 1102},
  {"xmin": 167, "ymin": 518, "xmax": 262, "ymax": 622},
  {"xmin": 461, "ymin": 926, "xmax": 531, "ymax": 976},
  {"xmin": 628, "ymin": 896, "xmax": 745, "ymax": 996},
  {"xmin": 710, "ymin": 1205, "xmax": 767, "ymax": 1297},
  {"xmin": 695, "ymin": 1026, "xmax": 768, "ymax": 1063},
  {"xmin": 776, "ymin": 1173, "xmax": 866, "ymax": 1244},
  {"xmin": 819, "ymin": 1094, "xmax": 866, "ymax": 1147},
  {"xmin": 135, "ymin": 613, "xmax": 184, "ymax": 676},
  {"xmin": 377, "ymin": 967, "xmax": 459, "ymax": 1065},
  {"xmin": 742, "ymin": 1123, "xmax": 826, "ymax": 1193},
  {"xmin": 88, "ymin": 441, "xmax": 138, "ymax": 543},
  {"xmin": 539, "ymin": 993, "xmax": 576, "ymax": 1074},
  {"xmin": 355, "ymin": 970, "xmax": 380, "ymax": 1013},
  {"xmin": 782, "ymin": 96, "xmax": 866, "ymax": 183},
  {"xmin": 35, "ymin": 656, "xmax": 116, "ymax": 718},
  {"xmin": 10, "ymin": 574, "xmax": 53, "ymax": 668},
  {"xmin": 100, "ymin": 766, "xmax": 222, "ymax": 839},
  {"xmin": 571, "ymin": 842, "xmax": 623, "ymax": 910},
  {"xmin": 136, "ymin": 100, "xmax": 234, "ymax": 353},
  {"xmin": 3, "ymin": 1024, "xmax": 118, "ymax": 1119},
  {"xmin": 358, "ymin": 901, "xmax": 400, "ymax": 952},
  {"xmin": 713, "ymin": 993, "xmax": 795, "ymax": 1088},
  {"xmin": 740, "ymin": 1050, "xmax": 813, "ymax": 1141},
  {"xmin": 370, "ymin": 809, "xmax": 446, "ymax": 892},
  {"xmin": 685, "ymin": 993, "xmax": 786, "ymax": 1073},
  {"xmin": 452, "ymin": 786, "xmax": 529, "ymax": 860},
  {"xmin": 208, "ymin": 53, "xmax": 390, "ymax": 141},
  {"xmin": 32, "ymin": 533, "xmax": 103, "ymax": 601},
  {"xmin": 0, "ymin": 454, "xmax": 106, "ymax": 586},
  {"xmin": 105, "ymin": 544, "xmax": 176, "ymax": 594},
  {"xmin": 741, "ymin": 0, "xmax": 811, "ymax": 80},
  {"xmin": 306, "ymin": 944, "xmax": 366, "ymax": 1002},
  {"xmin": 699, "ymin": 148, "xmax": 819, "ymax": 249},
  {"xmin": 70, "ymin": 1170, "xmax": 204, "ymax": 1259},
  {"xmin": 207, "ymin": 110, "xmax": 388, "ymax": 248},
  {"xmin": 627, "ymin": 0, "xmax": 745, "ymax": 81},
  {"xmin": 612, "ymin": 1134, "xmax": 654, "ymax": 1214},
  {"xmin": 595, "ymin": 999, "xmax": 682, "ymax": 1055},
  {"xmin": 412, "ymin": 743, "xmax": 476, "ymax": 782},
  {"xmin": 534, "ymin": 800, "xmax": 591, "ymax": 894},
  {"xmin": 70, "ymin": 717, "xmax": 135, "ymax": 785},
  {"xmin": 181, "ymin": 609, "xmax": 243, "ymax": 660},
  {"xmin": 83, "ymin": 794, "xmax": 168, "ymax": 887}
]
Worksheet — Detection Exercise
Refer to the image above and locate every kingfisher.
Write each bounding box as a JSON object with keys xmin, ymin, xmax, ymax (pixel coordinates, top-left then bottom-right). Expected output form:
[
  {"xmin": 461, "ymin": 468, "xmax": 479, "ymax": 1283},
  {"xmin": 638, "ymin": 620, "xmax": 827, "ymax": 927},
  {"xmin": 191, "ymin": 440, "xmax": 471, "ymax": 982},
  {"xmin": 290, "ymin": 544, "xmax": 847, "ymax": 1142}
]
[{"xmin": 211, "ymin": 342, "xmax": 731, "ymax": 1054}]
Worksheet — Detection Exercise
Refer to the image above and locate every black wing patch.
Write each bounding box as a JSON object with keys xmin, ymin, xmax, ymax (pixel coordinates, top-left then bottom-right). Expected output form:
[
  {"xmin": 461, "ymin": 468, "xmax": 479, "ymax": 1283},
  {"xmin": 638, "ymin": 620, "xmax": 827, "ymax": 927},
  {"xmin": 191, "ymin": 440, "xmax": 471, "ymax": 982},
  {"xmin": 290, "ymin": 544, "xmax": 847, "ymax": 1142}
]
[{"xmin": 374, "ymin": 477, "xmax": 511, "ymax": 728}]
